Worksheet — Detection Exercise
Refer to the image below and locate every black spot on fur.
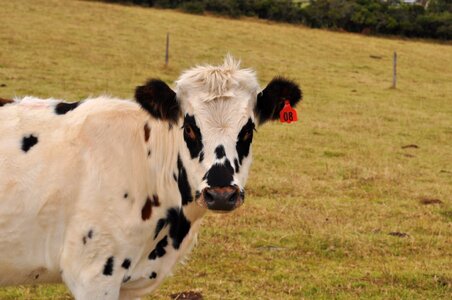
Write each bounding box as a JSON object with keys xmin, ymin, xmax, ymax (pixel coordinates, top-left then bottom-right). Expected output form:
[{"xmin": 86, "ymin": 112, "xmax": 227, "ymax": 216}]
[
  {"xmin": 0, "ymin": 97, "xmax": 13, "ymax": 107},
  {"xmin": 152, "ymin": 194, "xmax": 160, "ymax": 207},
  {"xmin": 195, "ymin": 190, "xmax": 201, "ymax": 199},
  {"xmin": 121, "ymin": 259, "xmax": 131, "ymax": 270},
  {"xmin": 236, "ymin": 119, "xmax": 255, "ymax": 164},
  {"xmin": 148, "ymin": 236, "xmax": 168, "ymax": 260},
  {"xmin": 255, "ymin": 77, "xmax": 302, "ymax": 125},
  {"xmin": 124, "ymin": 193, "xmax": 128, "ymax": 199},
  {"xmin": 135, "ymin": 79, "xmax": 180, "ymax": 124},
  {"xmin": 141, "ymin": 197, "xmax": 152, "ymax": 221},
  {"xmin": 82, "ymin": 230, "xmax": 93, "ymax": 244},
  {"xmin": 183, "ymin": 114, "xmax": 203, "ymax": 159},
  {"xmin": 144, "ymin": 123, "xmax": 150, "ymax": 142},
  {"xmin": 215, "ymin": 145, "xmax": 226, "ymax": 159},
  {"xmin": 55, "ymin": 102, "xmax": 79, "ymax": 115},
  {"xmin": 103, "ymin": 256, "xmax": 114, "ymax": 276},
  {"xmin": 35, "ymin": 274, "xmax": 39, "ymax": 279},
  {"xmin": 123, "ymin": 275, "xmax": 131, "ymax": 283},
  {"xmin": 234, "ymin": 158, "xmax": 240, "ymax": 173},
  {"xmin": 177, "ymin": 155, "xmax": 193, "ymax": 206},
  {"xmin": 206, "ymin": 160, "xmax": 234, "ymax": 188},
  {"xmin": 199, "ymin": 150, "xmax": 204, "ymax": 163},
  {"xmin": 167, "ymin": 208, "xmax": 191, "ymax": 250},
  {"xmin": 148, "ymin": 149, "xmax": 151, "ymax": 157},
  {"xmin": 149, "ymin": 272, "xmax": 157, "ymax": 279},
  {"xmin": 21, "ymin": 134, "xmax": 38, "ymax": 152},
  {"xmin": 173, "ymin": 173, "xmax": 177, "ymax": 182},
  {"xmin": 154, "ymin": 218, "xmax": 167, "ymax": 239}
]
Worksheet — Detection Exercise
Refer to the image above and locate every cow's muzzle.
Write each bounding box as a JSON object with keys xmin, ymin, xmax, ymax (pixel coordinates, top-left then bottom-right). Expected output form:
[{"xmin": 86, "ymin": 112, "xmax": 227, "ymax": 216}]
[{"xmin": 198, "ymin": 186, "xmax": 244, "ymax": 212}]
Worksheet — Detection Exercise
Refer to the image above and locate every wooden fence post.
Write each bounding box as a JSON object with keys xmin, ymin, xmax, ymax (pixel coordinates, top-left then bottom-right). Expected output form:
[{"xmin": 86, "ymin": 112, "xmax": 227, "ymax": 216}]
[
  {"xmin": 392, "ymin": 51, "xmax": 397, "ymax": 89},
  {"xmin": 165, "ymin": 33, "xmax": 169, "ymax": 67}
]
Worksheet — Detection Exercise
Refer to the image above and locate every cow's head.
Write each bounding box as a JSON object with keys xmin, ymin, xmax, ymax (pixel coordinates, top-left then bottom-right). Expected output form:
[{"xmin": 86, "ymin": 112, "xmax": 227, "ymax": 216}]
[{"xmin": 135, "ymin": 56, "xmax": 302, "ymax": 212}]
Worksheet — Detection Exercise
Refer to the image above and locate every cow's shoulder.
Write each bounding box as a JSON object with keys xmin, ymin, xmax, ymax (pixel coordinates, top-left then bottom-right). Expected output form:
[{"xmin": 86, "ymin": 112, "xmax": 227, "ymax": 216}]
[{"xmin": 65, "ymin": 96, "xmax": 150, "ymax": 144}]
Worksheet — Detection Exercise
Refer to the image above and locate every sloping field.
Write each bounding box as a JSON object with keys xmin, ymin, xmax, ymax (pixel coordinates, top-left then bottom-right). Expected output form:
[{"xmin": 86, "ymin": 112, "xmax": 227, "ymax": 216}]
[{"xmin": 0, "ymin": 0, "xmax": 451, "ymax": 299}]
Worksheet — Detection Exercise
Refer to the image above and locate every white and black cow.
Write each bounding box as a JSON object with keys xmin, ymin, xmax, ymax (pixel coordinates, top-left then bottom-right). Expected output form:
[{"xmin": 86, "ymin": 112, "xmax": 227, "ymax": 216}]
[{"xmin": 0, "ymin": 56, "xmax": 301, "ymax": 299}]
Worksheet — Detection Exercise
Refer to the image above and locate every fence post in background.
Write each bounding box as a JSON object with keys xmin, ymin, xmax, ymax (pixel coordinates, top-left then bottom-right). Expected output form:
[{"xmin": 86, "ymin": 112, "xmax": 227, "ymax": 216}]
[
  {"xmin": 165, "ymin": 32, "xmax": 169, "ymax": 67},
  {"xmin": 392, "ymin": 51, "xmax": 397, "ymax": 89}
]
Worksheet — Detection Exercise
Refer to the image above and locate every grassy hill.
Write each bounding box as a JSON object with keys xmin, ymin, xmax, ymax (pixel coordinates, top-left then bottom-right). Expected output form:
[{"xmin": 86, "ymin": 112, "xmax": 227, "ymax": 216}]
[{"xmin": 0, "ymin": 0, "xmax": 451, "ymax": 299}]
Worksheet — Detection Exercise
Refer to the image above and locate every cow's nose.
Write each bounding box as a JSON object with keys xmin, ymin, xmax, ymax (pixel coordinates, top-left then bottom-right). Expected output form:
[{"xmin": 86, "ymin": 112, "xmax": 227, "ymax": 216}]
[{"xmin": 203, "ymin": 186, "xmax": 241, "ymax": 212}]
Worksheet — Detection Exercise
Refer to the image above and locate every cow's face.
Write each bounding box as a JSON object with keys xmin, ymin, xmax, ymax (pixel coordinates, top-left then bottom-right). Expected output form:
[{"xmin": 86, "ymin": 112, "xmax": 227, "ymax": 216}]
[{"xmin": 135, "ymin": 57, "xmax": 302, "ymax": 212}]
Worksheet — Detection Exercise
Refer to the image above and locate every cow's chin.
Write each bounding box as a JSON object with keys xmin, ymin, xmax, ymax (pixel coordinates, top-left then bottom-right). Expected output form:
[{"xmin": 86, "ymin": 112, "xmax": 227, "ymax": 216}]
[{"xmin": 195, "ymin": 195, "xmax": 244, "ymax": 213}]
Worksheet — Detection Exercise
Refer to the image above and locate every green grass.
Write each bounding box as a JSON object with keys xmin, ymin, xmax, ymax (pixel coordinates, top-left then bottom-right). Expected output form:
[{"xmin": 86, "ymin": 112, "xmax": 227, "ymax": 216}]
[{"xmin": 0, "ymin": 0, "xmax": 451, "ymax": 299}]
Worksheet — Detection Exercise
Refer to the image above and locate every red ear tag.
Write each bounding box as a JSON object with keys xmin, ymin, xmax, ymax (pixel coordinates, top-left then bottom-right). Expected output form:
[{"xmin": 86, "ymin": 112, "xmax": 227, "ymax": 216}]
[{"xmin": 279, "ymin": 100, "xmax": 298, "ymax": 123}]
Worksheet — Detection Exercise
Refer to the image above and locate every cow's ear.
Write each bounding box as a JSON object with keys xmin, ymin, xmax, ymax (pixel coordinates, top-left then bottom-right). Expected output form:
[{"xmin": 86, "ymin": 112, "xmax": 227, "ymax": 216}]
[
  {"xmin": 135, "ymin": 79, "xmax": 181, "ymax": 124},
  {"xmin": 255, "ymin": 77, "xmax": 302, "ymax": 125}
]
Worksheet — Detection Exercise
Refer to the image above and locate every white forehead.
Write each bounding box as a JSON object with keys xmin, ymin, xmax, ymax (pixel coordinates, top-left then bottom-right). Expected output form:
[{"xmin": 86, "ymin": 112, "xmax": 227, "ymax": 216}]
[{"xmin": 175, "ymin": 56, "xmax": 260, "ymax": 127}]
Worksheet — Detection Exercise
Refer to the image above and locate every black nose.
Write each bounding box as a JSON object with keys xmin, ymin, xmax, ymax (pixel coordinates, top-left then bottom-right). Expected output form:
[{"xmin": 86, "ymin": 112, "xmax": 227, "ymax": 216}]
[{"xmin": 203, "ymin": 186, "xmax": 240, "ymax": 211}]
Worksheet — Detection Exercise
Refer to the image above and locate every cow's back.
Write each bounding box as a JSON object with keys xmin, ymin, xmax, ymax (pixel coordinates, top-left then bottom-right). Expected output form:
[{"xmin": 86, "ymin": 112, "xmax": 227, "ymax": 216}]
[{"xmin": 0, "ymin": 96, "xmax": 151, "ymax": 285}]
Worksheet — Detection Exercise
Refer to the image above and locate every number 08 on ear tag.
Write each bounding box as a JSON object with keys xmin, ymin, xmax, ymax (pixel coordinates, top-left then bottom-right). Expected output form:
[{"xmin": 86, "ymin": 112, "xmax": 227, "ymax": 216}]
[{"xmin": 279, "ymin": 100, "xmax": 298, "ymax": 123}]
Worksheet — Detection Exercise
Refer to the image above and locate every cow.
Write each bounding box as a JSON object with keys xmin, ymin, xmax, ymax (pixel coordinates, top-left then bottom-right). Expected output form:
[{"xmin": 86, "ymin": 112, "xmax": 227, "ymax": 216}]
[{"xmin": 0, "ymin": 56, "xmax": 302, "ymax": 299}]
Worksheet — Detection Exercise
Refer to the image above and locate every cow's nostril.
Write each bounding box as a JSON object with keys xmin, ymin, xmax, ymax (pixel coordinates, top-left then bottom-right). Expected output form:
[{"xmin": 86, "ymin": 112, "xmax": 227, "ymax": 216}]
[
  {"xmin": 227, "ymin": 190, "xmax": 238, "ymax": 203},
  {"xmin": 204, "ymin": 189, "xmax": 215, "ymax": 204}
]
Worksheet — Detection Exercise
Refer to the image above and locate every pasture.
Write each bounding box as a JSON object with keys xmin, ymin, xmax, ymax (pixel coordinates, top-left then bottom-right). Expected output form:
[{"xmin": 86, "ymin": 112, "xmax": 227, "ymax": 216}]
[{"xmin": 0, "ymin": 0, "xmax": 451, "ymax": 299}]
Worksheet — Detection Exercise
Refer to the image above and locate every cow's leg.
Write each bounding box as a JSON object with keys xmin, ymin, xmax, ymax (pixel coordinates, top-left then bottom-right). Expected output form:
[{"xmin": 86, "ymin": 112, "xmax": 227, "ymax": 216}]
[
  {"xmin": 61, "ymin": 266, "xmax": 122, "ymax": 300},
  {"xmin": 60, "ymin": 227, "xmax": 126, "ymax": 300}
]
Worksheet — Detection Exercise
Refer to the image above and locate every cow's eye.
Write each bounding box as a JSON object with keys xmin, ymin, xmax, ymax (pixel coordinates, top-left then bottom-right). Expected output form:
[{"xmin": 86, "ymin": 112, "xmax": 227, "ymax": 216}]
[
  {"xmin": 184, "ymin": 125, "xmax": 196, "ymax": 140},
  {"xmin": 242, "ymin": 130, "xmax": 253, "ymax": 142}
]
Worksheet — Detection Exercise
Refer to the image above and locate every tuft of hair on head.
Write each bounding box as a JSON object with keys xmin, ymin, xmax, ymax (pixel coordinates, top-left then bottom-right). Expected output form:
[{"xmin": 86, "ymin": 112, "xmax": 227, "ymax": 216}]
[{"xmin": 221, "ymin": 53, "xmax": 241, "ymax": 72}]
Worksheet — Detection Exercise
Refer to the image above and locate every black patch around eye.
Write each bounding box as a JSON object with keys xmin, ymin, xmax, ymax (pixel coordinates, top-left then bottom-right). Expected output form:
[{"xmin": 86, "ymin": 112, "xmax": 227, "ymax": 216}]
[
  {"xmin": 183, "ymin": 114, "xmax": 203, "ymax": 159},
  {"xmin": 177, "ymin": 155, "xmax": 193, "ymax": 206},
  {"xmin": 215, "ymin": 145, "xmax": 226, "ymax": 159},
  {"xmin": 149, "ymin": 272, "xmax": 157, "ymax": 279},
  {"xmin": 22, "ymin": 134, "xmax": 38, "ymax": 152},
  {"xmin": 234, "ymin": 158, "xmax": 240, "ymax": 173},
  {"xmin": 236, "ymin": 118, "xmax": 255, "ymax": 164},
  {"xmin": 167, "ymin": 208, "xmax": 191, "ymax": 250},
  {"xmin": 206, "ymin": 160, "xmax": 234, "ymax": 188},
  {"xmin": 55, "ymin": 102, "xmax": 79, "ymax": 115},
  {"xmin": 121, "ymin": 259, "xmax": 131, "ymax": 270},
  {"xmin": 199, "ymin": 150, "xmax": 204, "ymax": 163},
  {"xmin": 103, "ymin": 256, "xmax": 114, "ymax": 276}
]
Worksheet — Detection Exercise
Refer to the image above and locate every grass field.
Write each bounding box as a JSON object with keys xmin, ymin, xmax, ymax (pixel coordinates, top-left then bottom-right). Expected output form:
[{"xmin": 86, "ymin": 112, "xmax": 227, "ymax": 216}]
[{"xmin": 0, "ymin": 0, "xmax": 451, "ymax": 299}]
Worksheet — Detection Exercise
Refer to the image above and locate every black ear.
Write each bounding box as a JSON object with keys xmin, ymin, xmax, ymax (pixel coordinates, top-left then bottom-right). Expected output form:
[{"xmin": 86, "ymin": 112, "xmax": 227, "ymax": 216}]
[
  {"xmin": 255, "ymin": 77, "xmax": 302, "ymax": 125},
  {"xmin": 135, "ymin": 79, "xmax": 180, "ymax": 124}
]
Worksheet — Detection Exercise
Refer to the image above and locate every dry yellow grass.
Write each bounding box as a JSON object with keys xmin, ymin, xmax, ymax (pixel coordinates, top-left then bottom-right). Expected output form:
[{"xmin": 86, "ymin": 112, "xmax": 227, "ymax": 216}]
[{"xmin": 0, "ymin": 0, "xmax": 451, "ymax": 299}]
